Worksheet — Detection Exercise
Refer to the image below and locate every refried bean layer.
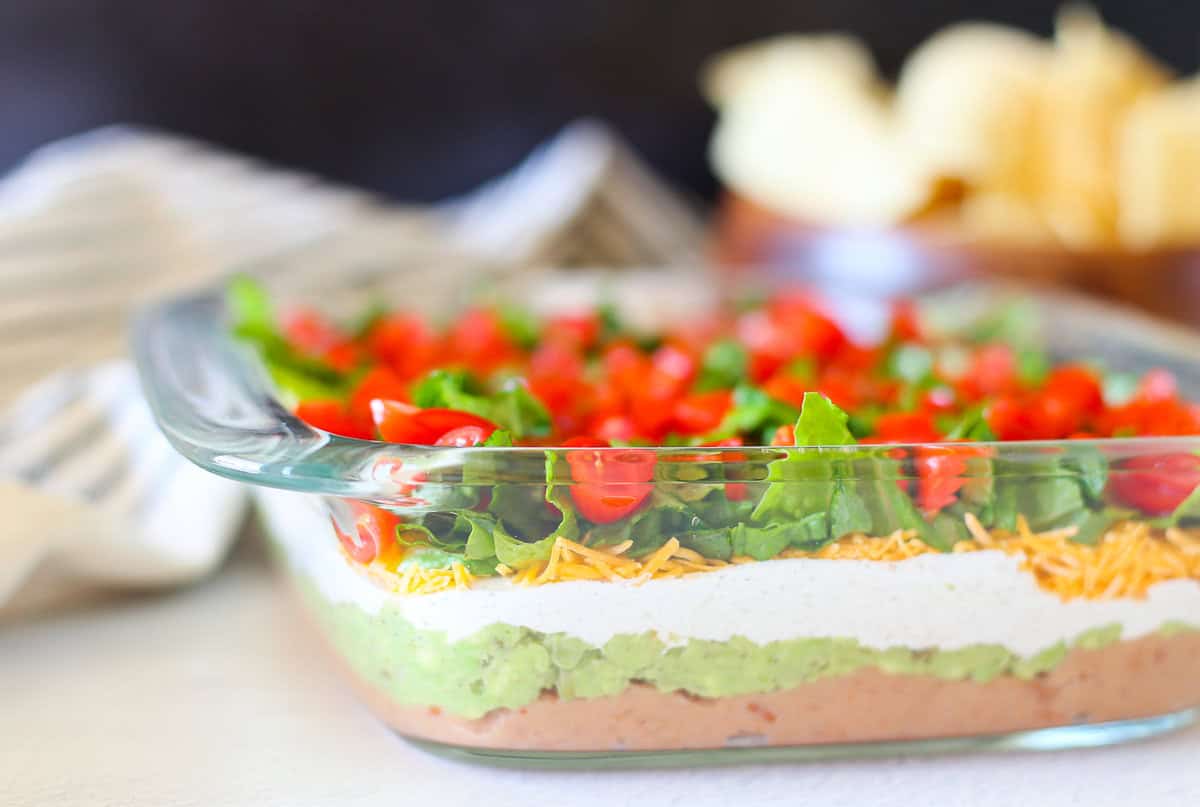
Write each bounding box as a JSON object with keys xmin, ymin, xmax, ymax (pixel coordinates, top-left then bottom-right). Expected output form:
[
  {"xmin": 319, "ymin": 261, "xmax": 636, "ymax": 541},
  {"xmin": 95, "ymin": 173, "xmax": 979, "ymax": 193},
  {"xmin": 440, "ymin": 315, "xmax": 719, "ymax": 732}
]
[{"xmin": 351, "ymin": 632, "xmax": 1200, "ymax": 751}]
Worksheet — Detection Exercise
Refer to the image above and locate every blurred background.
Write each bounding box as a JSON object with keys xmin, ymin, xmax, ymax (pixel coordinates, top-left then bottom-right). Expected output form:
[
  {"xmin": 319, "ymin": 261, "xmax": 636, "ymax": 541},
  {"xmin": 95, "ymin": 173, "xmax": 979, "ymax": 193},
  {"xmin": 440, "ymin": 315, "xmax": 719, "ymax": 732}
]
[{"xmin": 3, "ymin": 0, "xmax": 1196, "ymax": 202}]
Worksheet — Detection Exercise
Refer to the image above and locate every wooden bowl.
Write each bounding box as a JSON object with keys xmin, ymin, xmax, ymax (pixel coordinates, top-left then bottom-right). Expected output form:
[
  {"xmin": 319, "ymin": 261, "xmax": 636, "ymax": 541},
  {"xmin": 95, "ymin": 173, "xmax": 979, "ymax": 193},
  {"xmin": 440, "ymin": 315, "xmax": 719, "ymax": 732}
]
[{"xmin": 712, "ymin": 193, "xmax": 1200, "ymax": 326}]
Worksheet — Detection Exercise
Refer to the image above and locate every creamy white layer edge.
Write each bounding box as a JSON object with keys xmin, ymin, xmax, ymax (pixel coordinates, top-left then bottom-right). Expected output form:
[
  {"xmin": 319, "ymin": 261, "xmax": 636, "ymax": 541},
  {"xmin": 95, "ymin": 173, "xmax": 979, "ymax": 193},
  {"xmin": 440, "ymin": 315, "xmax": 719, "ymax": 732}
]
[{"xmin": 259, "ymin": 489, "xmax": 1200, "ymax": 656}]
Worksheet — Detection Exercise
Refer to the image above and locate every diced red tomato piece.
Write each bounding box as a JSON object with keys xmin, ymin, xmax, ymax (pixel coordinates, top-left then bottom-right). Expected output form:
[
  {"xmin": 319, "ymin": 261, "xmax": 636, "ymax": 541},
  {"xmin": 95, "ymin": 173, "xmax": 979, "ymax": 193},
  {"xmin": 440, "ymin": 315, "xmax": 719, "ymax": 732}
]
[
  {"xmin": 1111, "ymin": 453, "xmax": 1200, "ymax": 515},
  {"xmin": 284, "ymin": 307, "xmax": 344, "ymax": 354},
  {"xmin": 767, "ymin": 294, "xmax": 848, "ymax": 361},
  {"xmin": 294, "ymin": 400, "xmax": 373, "ymax": 440},
  {"xmin": 921, "ymin": 385, "xmax": 957, "ymax": 412},
  {"xmin": 1027, "ymin": 389, "xmax": 1086, "ymax": 439},
  {"xmin": 631, "ymin": 390, "xmax": 679, "ymax": 440},
  {"xmin": 370, "ymin": 400, "xmax": 429, "ymax": 443},
  {"xmin": 762, "ymin": 373, "xmax": 811, "ymax": 410},
  {"xmin": 446, "ymin": 308, "xmax": 519, "ymax": 374},
  {"xmin": 434, "ymin": 424, "xmax": 495, "ymax": 447},
  {"xmin": 366, "ymin": 313, "xmax": 441, "ymax": 380},
  {"xmin": 672, "ymin": 390, "xmax": 734, "ymax": 435},
  {"xmin": 348, "ymin": 366, "xmax": 411, "ymax": 434},
  {"xmin": 872, "ymin": 411, "xmax": 942, "ymax": 443},
  {"xmin": 652, "ymin": 344, "xmax": 697, "ymax": 387},
  {"xmin": 544, "ymin": 313, "xmax": 601, "ymax": 349},
  {"xmin": 322, "ymin": 341, "xmax": 360, "ymax": 372},
  {"xmin": 831, "ymin": 343, "xmax": 881, "ymax": 373},
  {"xmin": 593, "ymin": 414, "xmax": 638, "ymax": 443},
  {"xmin": 700, "ymin": 436, "xmax": 749, "ymax": 500},
  {"xmin": 331, "ymin": 501, "xmax": 399, "ymax": 563},
  {"xmin": 962, "ymin": 344, "xmax": 1019, "ymax": 400},
  {"xmin": 372, "ymin": 399, "xmax": 498, "ymax": 444},
  {"xmin": 914, "ymin": 447, "xmax": 969, "ymax": 514},
  {"xmin": 985, "ymin": 394, "xmax": 1029, "ymax": 441},
  {"xmin": 528, "ymin": 340, "xmax": 588, "ymax": 414},
  {"xmin": 816, "ymin": 369, "xmax": 872, "ymax": 412},
  {"xmin": 889, "ymin": 300, "xmax": 924, "ymax": 342},
  {"xmin": 770, "ymin": 424, "xmax": 795, "ymax": 446},
  {"xmin": 1096, "ymin": 398, "xmax": 1200, "ymax": 438},
  {"xmin": 1135, "ymin": 368, "xmax": 1178, "ymax": 403},
  {"xmin": 562, "ymin": 436, "xmax": 656, "ymax": 523},
  {"xmin": 1044, "ymin": 365, "xmax": 1104, "ymax": 416}
]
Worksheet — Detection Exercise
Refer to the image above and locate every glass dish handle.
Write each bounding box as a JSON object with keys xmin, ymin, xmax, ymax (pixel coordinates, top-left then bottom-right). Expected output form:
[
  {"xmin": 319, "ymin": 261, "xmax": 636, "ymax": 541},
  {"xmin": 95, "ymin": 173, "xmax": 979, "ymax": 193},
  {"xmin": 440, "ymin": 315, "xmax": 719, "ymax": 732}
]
[{"xmin": 132, "ymin": 291, "xmax": 384, "ymax": 495}]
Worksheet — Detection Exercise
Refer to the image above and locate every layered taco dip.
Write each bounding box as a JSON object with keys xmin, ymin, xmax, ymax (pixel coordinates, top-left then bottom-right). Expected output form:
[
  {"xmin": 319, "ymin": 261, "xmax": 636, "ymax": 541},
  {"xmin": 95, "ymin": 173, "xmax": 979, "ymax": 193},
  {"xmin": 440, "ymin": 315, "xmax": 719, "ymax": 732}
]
[{"xmin": 233, "ymin": 279, "xmax": 1200, "ymax": 755}]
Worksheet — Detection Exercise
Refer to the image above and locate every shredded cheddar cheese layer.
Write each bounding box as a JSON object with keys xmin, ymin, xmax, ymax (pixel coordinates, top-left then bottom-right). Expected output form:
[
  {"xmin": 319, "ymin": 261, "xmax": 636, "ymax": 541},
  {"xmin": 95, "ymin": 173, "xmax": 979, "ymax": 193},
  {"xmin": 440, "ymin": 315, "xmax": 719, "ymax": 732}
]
[{"xmin": 365, "ymin": 518, "xmax": 1200, "ymax": 601}]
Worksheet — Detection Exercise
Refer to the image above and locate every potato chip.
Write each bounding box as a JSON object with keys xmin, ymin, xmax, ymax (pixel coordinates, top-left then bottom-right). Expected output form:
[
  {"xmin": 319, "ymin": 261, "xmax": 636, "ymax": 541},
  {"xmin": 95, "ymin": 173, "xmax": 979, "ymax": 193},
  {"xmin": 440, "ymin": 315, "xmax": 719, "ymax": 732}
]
[
  {"xmin": 1036, "ymin": 5, "xmax": 1170, "ymax": 249},
  {"xmin": 708, "ymin": 36, "xmax": 937, "ymax": 226},
  {"xmin": 895, "ymin": 23, "xmax": 1050, "ymax": 195},
  {"xmin": 1117, "ymin": 78, "xmax": 1200, "ymax": 249},
  {"xmin": 959, "ymin": 192, "xmax": 1054, "ymax": 246},
  {"xmin": 701, "ymin": 34, "xmax": 877, "ymax": 108}
]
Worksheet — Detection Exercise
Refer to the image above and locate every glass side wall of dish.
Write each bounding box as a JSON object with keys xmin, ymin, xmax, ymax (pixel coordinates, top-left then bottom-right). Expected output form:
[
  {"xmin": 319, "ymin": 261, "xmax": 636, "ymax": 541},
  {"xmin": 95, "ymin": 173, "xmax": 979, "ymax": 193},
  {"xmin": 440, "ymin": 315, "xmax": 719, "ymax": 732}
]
[{"xmin": 239, "ymin": 278, "xmax": 1200, "ymax": 755}]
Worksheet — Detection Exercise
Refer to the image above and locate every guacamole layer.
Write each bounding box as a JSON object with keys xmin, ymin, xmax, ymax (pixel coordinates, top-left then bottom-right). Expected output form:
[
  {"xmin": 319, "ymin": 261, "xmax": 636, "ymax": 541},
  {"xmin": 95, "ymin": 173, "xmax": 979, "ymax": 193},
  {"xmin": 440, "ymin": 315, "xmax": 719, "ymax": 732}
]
[{"xmin": 298, "ymin": 578, "xmax": 1196, "ymax": 720}]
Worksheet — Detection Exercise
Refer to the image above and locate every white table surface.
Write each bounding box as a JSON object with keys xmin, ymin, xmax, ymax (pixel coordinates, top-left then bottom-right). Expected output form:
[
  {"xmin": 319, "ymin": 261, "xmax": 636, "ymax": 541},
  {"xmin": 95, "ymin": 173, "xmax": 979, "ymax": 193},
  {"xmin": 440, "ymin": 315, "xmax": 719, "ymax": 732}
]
[{"xmin": 4, "ymin": 529, "xmax": 1199, "ymax": 807}]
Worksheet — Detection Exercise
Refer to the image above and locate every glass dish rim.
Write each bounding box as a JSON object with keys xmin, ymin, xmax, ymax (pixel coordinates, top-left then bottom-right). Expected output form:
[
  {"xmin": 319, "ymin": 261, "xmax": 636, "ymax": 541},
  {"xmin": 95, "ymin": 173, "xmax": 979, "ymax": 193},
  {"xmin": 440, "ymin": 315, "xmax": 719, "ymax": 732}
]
[{"xmin": 132, "ymin": 280, "xmax": 1200, "ymax": 498}]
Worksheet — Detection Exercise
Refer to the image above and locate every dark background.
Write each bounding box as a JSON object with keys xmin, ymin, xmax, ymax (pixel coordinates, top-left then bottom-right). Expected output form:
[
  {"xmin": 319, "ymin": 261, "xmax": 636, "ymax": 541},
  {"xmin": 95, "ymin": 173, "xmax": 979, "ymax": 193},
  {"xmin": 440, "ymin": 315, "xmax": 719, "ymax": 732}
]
[{"xmin": 2, "ymin": 1, "xmax": 1197, "ymax": 201}]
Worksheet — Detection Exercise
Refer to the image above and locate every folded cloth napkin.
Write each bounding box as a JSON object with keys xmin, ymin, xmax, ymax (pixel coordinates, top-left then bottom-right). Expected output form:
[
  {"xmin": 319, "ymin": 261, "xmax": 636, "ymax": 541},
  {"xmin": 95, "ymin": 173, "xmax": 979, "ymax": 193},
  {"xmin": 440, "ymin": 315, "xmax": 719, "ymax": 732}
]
[{"xmin": 0, "ymin": 120, "xmax": 704, "ymax": 609}]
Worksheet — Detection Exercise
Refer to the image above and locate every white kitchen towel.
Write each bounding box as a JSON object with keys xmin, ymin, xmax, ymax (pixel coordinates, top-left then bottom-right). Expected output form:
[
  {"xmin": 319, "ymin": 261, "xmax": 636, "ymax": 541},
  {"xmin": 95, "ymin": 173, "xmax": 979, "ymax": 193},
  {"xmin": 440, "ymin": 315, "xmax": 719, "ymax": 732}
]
[{"xmin": 0, "ymin": 120, "xmax": 703, "ymax": 608}]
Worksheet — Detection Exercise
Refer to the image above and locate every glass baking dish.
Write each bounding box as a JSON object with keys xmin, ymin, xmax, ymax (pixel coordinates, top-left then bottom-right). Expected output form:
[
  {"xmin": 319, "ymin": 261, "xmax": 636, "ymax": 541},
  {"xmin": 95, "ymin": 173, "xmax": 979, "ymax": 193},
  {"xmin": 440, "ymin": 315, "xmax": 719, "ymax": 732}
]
[{"xmin": 133, "ymin": 269, "xmax": 1200, "ymax": 767}]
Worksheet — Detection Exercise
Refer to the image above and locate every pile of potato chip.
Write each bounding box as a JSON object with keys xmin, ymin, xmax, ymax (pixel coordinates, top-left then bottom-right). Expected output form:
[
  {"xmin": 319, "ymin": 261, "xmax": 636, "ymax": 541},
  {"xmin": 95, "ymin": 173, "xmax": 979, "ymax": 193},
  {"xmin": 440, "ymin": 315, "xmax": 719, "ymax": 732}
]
[{"xmin": 705, "ymin": 6, "xmax": 1200, "ymax": 251}]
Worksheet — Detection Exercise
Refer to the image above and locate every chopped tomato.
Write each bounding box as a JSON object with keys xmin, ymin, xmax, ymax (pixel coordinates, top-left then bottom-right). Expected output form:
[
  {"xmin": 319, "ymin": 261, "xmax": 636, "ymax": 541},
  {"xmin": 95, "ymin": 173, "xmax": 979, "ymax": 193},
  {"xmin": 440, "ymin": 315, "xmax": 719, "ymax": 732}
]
[
  {"xmin": 322, "ymin": 341, "xmax": 360, "ymax": 372},
  {"xmin": 700, "ymin": 436, "xmax": 749, "ymax": 500},
  {"xmin": 767, "ymin": 294, "xmax": 847, "ymax": 362},
  {"xmin": 528, "ymin": 340, "xmax": 587, "ymax": 413},
  {"xmin": 985, "ymin": 394, "xmax": 1030, "ymax": 441},
  {"xmin": 284, "ymin": 307, "xmax": 343, "ymax": 354},
  {"xmin": 921, "ymin": 385, "xmax": 957, "ymax": 412},
  {"xmin": 592, "ymin": 414, "xmax": 638, "ymax": 443},
  {"xmin": 434, "ymin": 424, "xmax": 495, "ymax": 447},
  {"xmin": 1135, "ymin": 368, "xmax": 1178, "ymax": 403},
  {"xmin": 914, "ymin": 447, "xmax": 969, "ymax": 514},
  {"xmin": 961, "ymin": 344, "xmax": 1019, "ymax": 400},
  {"xmin": 1096, "ymin": 398, "xmax": 1200, "ymax": 437},
  {"xmin": 331, "ymin": 502, "xmax": 399, "ymax": 564},
  {"xmin": 651, "ymin": 344, "xmax": 697, "ymax": 387},
  {"xmin": 544, "ymin": 313, "xmax": 601, "ymax": 349},
  {"xmin": 872, "ymin": 411, "xmax": 942, "ymax": 443},
  {"xmin": 294, "ymin": 400, "xmax": 373, "ymax": 440},
  {"xmin": 366, "ymin": 313, "xmax": 441, "ymax": 380},
  {"xmin": 815, "ymin": 369, "xmax": 868, "ymax": 412},
  {"xmin": 770, "ymin": 424, "xmax": 795, "ymax": 446},
  {"xmin": 762, "ymin": 373, "xmax": 811, "ymax": 410},
  {"xmin": 446, "ymin": 308, "xmax": 518, "ymax": 374},
  {"xmin": 889, "ymin": 300, "xmax": 924, "ymax": 342},
  {"xmin": 1043, "ymin": 365, "xmax": 1104, "ymax": 415},
  {"xmin": 1111, "ymin": 453, "xmax": 1200, "ymax": 515},
  {"xmin": 372, "ymin": 400, "xmax": 498, "ymax": 444},
  {"xmin": 284, "ymin": 308, "xmax": 359, "ymax": 371},
  {"xmin": 672, "ymin": 390, "xmax": 734, "ymax": 435},
  {"xmin": 348, "ymin": 366, "xmax": 411, "ymax": 434},
  {"xmin": 562, "ymin": 436, "xmax": 656, "ymax": 523}
]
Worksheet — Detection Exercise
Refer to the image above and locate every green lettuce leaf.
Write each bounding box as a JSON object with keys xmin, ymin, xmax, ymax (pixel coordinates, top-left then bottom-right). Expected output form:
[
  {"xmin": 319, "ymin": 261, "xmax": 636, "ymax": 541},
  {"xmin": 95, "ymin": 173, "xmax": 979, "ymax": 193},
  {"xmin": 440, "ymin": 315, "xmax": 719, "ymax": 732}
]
[
  {"xmin": 695, "ymin": 340, "xmax": 748, "ymax": 391},
  {"xmin": 492, "ymin": 521, "xmax": 557, "ymax": 566},
  {"xmin": 413, "ymin": 369, "xmax": 551, "ymax": 438},
  {"xmin": 829, "ymin": 480, "xmax": 871, "ymax": 538},
  {"xmin": 1169, "ymin": 484, "xmax": 1200, "ymax": 526},
  {"xmin": 227, "ymin": 277, "xmax": 349, "ymax": 403},
  {"xmin": 705, "ymin": 384, "xmax": 799, "ymax": 442},
  {"xmin": 793, "ymin": 392, "xmax": 856, "ymax": 446},
  {"xmin": 1068, "ymin": 507, "xmax": 1135, "ymax": 546}
]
